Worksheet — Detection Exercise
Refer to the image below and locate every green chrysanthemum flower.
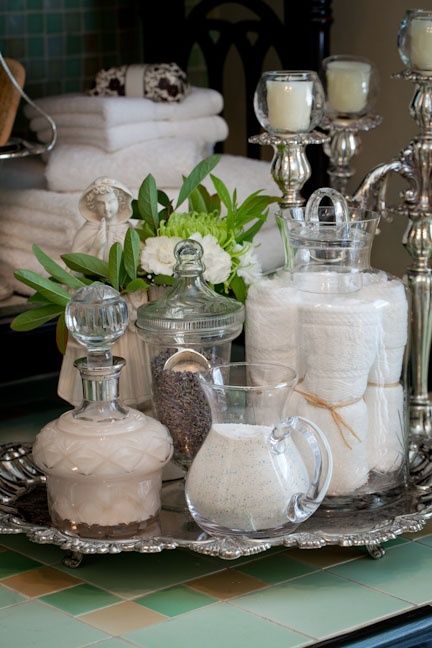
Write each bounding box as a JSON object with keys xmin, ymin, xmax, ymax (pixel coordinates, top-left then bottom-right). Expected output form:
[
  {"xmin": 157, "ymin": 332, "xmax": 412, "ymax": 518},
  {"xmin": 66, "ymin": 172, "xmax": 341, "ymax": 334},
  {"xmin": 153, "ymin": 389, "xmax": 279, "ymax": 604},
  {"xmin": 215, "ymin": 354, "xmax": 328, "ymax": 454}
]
[{"xmin": 158, "ymin": 211, "xmax": 234, "ymax": 249}]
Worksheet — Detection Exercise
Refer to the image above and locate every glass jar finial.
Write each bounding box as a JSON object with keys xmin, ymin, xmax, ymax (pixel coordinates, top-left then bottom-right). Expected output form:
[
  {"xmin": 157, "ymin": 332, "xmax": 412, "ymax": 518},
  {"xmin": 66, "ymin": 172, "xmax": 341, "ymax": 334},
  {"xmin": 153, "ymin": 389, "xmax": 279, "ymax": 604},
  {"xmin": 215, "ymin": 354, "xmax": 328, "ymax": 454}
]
[
  {"xmin": 173, "ymin": 239, "xmax": 205, "ymax": 277},
  {"xmin": 65, "ymin": 283, "xmax": 128, "ymax": 367}
]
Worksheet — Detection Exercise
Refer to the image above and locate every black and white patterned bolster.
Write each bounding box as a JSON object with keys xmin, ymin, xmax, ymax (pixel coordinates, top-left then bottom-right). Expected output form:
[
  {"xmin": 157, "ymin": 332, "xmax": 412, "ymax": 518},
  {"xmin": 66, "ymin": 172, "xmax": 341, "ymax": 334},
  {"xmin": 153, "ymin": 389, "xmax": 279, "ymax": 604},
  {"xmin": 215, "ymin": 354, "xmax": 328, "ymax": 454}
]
[{"xmin": 88, "ymin": 63, "xmax": 189, "ymax": 102}]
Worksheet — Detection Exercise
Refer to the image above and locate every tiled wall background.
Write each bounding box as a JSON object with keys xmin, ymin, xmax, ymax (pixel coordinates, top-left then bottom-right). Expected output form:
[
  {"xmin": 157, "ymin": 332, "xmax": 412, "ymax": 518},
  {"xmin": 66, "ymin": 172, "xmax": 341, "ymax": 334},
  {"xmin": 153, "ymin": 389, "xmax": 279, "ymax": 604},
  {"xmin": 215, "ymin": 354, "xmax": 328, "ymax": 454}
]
[{"xmin": 0, "ymin": 0, "xmax": 207, "ymax": 100}]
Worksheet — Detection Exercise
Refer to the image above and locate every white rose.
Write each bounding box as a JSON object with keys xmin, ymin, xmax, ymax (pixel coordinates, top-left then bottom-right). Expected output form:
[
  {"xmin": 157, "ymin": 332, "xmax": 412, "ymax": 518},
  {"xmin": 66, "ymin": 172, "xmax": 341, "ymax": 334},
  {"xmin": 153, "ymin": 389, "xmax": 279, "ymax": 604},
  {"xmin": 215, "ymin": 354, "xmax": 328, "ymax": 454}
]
[
  {"xmin": 190, "ymin": 233, "xmax": 232, "ymax": 284},
  {"xmin": 141, "ymin": 236, "xmax": 181, "ymax": 276},
  {"xmin": 235, "ymin": 242, "xmax": 262, "ymax": 285}
]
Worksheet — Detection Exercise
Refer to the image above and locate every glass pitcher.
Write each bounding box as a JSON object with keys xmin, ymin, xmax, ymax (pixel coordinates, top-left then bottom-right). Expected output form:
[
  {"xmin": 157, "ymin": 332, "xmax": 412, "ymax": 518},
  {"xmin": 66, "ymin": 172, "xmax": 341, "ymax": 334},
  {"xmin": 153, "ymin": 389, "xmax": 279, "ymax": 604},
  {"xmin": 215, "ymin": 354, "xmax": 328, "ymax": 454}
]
[
  {"xmin": 246, "ymin": 188, "xmax": 409, "ymax": 511},
  {"xmin": 185, "ymin": 362, "xmax": 332, "ymax": 539}
]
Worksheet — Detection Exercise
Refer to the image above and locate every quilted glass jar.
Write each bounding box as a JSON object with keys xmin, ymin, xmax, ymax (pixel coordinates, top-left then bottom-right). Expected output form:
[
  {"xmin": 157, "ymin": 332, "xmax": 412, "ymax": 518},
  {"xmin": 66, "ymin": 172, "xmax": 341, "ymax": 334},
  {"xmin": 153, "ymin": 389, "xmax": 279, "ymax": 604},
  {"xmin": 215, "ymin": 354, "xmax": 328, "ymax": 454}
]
[{"xmin": 246, "ymin": 189, "xmax": 409, "ymax": 511}]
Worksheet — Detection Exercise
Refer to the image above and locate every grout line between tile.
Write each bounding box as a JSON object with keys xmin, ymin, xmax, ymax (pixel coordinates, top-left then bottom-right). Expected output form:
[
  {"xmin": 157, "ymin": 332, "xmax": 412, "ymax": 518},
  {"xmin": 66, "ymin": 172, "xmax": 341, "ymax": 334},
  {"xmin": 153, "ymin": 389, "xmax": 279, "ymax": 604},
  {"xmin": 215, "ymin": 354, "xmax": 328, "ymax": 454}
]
[{"xmin": 323, "ymin": 569, "xmax": 419, "ymax": 605}]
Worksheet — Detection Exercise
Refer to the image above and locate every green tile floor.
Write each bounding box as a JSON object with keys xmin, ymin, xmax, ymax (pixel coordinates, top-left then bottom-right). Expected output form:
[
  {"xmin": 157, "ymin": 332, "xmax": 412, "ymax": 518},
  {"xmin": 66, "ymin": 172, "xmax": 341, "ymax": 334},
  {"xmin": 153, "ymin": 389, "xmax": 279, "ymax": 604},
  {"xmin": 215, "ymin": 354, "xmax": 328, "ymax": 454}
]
[{"xmin": 0, "ymin": 531, "xmax": 430, "ymax": 647}]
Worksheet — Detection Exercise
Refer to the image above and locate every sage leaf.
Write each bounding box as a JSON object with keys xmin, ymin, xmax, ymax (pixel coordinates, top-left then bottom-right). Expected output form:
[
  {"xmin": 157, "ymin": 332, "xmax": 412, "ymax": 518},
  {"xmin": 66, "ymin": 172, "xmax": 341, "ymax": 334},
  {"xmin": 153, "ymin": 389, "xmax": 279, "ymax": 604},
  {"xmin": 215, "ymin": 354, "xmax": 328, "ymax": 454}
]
[
  {"xmin": 210, "ymin": 174, "xmax": 232, "ymax": 211},
  {"xmin": 124, "ymin": 278, "xmax": 149, "ymax": 293},
  {"xmin": 11, "ymin": 304, "xmax": 64, "ymax": 331},
  {"xmin": 123, "ymin": 228, "xmax": 141, "ymax": 281},
  {"xmin": 236, "ymin": 218, "xmax": 265, "ymax": 243},
  {"xmin": 108, "ymin": 242, "xmax": 122, "ymax": 290},
  {"xmin": 131, "ymin": 198, "xmax": 142, "ymax": 220},
  {"xmin": 138, "ymin": 174, "xmax": 159, "ymax": 232},
  {"xmin": 157, "ymin": 190, "xmax": 172, "ymax": 208},
  {"xmin": 32, "ymin": 245, "xmax": 85, "ymax": 289},
  {"xmin": 61, "ymin": 253, "xmax": 109, "ymax": 279},
  {"xmin": 14, "ymin": 270, "xmax": 71, "ymax": 306},
  {"xmin": 176, "ymin": 154, "xmax": 221, "ymax": 208},
  {"xmin": 188, "ymin": 186, "xmax": 207, "ymax": 213},
  {"xmin": 56, "ymin": 312, "xmax": 68, "ymax": 354},
  {"xmin": 230, "ymin": 275, "xmax": 247, "ymax": 303}
]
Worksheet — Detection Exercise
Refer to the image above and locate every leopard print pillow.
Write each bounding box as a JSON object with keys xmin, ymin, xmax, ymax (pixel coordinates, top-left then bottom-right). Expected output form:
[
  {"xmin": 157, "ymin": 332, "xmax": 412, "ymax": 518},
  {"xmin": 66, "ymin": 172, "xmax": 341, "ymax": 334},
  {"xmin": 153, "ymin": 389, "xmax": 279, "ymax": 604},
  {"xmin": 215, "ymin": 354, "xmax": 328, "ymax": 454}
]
[{"xmin": 89, "ymin": 63, "xmax": 189, "ymax": 102}]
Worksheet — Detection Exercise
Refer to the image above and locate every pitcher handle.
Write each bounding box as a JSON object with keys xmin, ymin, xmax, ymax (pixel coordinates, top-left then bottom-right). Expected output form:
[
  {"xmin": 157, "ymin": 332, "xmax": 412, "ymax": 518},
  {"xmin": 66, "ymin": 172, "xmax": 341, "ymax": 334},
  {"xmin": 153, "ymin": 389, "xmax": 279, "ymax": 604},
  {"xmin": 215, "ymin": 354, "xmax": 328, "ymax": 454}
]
[{"xmin": 271, "ymin": 415, "xmax": 333, "ymax": 522}]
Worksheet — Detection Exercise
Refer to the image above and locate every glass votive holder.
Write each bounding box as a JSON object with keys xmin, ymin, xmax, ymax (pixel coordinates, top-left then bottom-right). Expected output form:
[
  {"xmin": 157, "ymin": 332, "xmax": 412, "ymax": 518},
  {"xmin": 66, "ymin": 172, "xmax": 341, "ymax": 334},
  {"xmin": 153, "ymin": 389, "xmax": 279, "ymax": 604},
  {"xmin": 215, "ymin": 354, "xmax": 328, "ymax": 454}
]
[
  {"xmin": 254, "ymin": 70, "xmax": 324, "ymax": 135},
  {"xmin": 398, "ymin": 9, "xmax": 432, "ymax": 73},
  {"xmin": 322, "ymin": 55, "xmax": 378, "ymax": 118}
]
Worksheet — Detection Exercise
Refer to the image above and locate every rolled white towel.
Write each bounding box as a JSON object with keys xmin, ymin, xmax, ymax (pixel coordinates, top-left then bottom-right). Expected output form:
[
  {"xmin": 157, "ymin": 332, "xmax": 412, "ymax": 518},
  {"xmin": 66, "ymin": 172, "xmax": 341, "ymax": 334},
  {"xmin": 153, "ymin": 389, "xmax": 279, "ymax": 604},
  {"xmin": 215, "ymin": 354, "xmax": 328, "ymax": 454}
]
[
  {"xmin": 293, "ymin": 392, "xmax": 369, "ymax": 496},
  {"xmin": 34, "ymin": 115, "xmax": 229, "ymax": 153},
  {"xmin": 25, "ymin": 87, "xmax": 224, "ymax": 126},
  {"xmin": 361, "ymin": 279, "xmax": 408, "ymax": 384},
  {"xmin": 246, "ymin": 274, "xmax": 299, "ymax": 373},
  {"xmin": 299, "ymin": 297, "xmax": 380, "ymax": 402},
  {"xmin": 46, "ymin": 139, "xmax": 207, "ymax": 193},
  {"xmin": 365, "ymin": 384, "xmax": 406, "ymax": 474}
]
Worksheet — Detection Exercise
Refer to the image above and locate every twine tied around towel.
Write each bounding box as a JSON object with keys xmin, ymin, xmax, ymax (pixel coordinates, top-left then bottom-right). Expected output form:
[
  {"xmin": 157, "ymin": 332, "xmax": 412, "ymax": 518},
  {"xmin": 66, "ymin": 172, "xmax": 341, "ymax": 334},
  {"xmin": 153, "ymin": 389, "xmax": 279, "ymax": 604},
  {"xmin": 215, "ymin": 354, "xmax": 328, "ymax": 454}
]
[
  {"xmin": 294, "ymin": 384, "xmax": 362, "ymax": 450},
  {"xmin": 367, "ymin": 381, "xmax": 400, "ymax": 388}
]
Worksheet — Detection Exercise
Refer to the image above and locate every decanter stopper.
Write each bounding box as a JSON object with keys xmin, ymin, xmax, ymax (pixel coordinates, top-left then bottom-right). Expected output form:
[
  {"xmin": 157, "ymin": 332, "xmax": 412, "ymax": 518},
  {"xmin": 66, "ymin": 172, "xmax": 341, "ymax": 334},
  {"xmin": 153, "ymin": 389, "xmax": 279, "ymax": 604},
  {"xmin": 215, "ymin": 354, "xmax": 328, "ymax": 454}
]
[{"xmin": 65, "ymin": 283, "xmax": 128, "ymax": 368}]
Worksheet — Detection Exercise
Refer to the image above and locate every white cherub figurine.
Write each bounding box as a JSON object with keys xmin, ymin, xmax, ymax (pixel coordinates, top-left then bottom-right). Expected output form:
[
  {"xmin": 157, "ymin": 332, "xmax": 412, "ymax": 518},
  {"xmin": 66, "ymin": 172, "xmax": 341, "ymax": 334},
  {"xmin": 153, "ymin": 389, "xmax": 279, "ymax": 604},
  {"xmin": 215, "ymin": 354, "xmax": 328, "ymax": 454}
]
[{"xmin": 72, "ymin": 177, "xmax": 133, "ymax": 259}]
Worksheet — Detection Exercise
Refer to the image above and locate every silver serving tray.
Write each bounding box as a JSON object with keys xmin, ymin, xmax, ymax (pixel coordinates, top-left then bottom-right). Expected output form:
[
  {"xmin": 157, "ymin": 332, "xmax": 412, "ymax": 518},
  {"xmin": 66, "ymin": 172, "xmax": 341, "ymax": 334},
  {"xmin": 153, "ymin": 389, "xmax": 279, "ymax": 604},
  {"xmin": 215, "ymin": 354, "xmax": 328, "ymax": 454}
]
[{"xmin": 0, "ymin": 442, "xmax": 432, "ymax": 567}]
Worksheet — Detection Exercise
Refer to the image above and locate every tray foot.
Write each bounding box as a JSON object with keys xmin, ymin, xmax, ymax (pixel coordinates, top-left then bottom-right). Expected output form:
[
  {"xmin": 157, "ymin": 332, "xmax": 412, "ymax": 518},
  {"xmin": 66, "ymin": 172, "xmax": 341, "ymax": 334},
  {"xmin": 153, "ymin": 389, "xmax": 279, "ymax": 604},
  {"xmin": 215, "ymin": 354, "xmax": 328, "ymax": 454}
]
[
  {"xmin": 366, "ymin": 544, "xmax": 386, "ymax": 559},
  {"xmin": 63, "ymin": 550, "xmax": 83, "ymax": 568}
]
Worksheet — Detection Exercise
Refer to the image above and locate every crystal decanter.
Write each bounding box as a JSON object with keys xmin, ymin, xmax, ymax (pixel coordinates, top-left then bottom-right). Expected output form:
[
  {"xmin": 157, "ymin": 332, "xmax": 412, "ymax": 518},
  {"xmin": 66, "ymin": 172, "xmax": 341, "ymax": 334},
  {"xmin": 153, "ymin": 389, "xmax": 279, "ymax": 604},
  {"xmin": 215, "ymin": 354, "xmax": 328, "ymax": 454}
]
[{"xmin": 32, "ymin": 284, "xmax": 173, "ymax": 539}]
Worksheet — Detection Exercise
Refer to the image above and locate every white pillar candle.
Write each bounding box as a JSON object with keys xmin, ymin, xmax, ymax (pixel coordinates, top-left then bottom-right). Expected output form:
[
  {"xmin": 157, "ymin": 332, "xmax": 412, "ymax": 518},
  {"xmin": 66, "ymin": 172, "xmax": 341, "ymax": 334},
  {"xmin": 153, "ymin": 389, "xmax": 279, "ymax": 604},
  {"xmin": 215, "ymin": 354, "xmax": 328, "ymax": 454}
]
[
  {"xmin": 326, "ymin": 60, "xmax": 371, "ymax": 114},
  {"xmin": 266, "ymin": 80, "xmax": 313, "ymax": 132},
  {"xmin": 409, "ymin": 18, "xmax": 432, "ymax": 71}
]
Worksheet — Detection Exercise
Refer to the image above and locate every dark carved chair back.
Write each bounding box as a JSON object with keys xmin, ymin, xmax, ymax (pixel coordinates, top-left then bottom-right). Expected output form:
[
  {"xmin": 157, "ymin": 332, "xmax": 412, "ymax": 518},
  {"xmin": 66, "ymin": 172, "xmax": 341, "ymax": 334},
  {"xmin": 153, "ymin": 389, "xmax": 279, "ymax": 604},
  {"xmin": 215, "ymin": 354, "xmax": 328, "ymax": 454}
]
[{"xmin": 138, "ymin": 0, "xmax": 332, "ymax": 167}]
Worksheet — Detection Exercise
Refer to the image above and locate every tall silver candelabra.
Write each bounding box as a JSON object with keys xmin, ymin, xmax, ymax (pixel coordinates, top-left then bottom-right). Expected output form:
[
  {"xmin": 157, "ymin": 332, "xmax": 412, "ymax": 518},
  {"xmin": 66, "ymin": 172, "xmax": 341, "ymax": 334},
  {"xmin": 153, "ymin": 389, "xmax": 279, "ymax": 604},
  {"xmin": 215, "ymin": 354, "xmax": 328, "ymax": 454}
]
[
  {"xmin": 353, "ymin": 69, "xmax": 432, "ymax": 444},
  {"xmin": 249, "ymin": 131, "xmax": 329, "ymax": 208},
  {"xmin": 321, "ymin": 113, "xmax": 382, "ymax": 197}
]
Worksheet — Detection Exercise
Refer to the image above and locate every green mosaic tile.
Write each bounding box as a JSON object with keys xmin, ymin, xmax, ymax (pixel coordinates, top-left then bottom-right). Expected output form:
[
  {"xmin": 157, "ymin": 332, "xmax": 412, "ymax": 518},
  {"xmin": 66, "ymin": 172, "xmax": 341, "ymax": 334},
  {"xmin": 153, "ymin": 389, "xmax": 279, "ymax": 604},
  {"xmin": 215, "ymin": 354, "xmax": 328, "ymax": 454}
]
[
  {"xmin": 4, "ymin": 37, "xmax": 26, "ymax": 59},
  {"xmin": 101, "ymin": 11, "xmax": 116, "ymax": 31},
  {"xmin": 26, "ymin": 0, "xmax": 43, "ymax": 8},
  {"xmin": 47, "ymin": 35, "xmax": 64, "ymax": 57},
  {"xmin": 90, "ymin": 640, "xmax": 136, "ymax": 648},
  {"xmin": 64, "ymin": 11, "xmax": 81, "ymax": 31},
  {"xmin": 0, "ymin": 584, "xmax": 25, "ymax": 609},
  {"xmin": 46, "ymin": 12, "xmax": 63, "ymax": 33},
  {"xmin": 232, "ymin": 571, "xmax": 411, "ymax": 639},
  {"xmin": 238, "ymin": 553, "xmax": 315, "ymax": 585},
  {"xmin": 0, "ymin": 600, "xmax": 107, "ymax": 648},
  {"xmin": 27, "ymin": 58, "xmax": 46, "ymax": 80},
  {"xmin": 65, "ymin": 57, "xmax": 82, "ymax": 77},
  {"xmin": 6, "ymin": 14, "xmax": 26, "ymax": 36},
  {"xmin": 47, "ymin": 58, "xmax": 63, "ymax": 79},
  {"xmin": 8, "ymin": 0, "xmax": 26, "ymax": 9},
  {"xmin": 0, "ymin": 534, "xmax": 64, "ymax": 564},
  {"xmin": 329, "ymin": 542, "xmax": 432, "ymax": 605},
  {"xmin": 26, "ymin": 13, "xmax": 44, "ymax": 33},
  {"xmin": 0, "ymin": 551, "xmax": 40, "ymax": 579},
  {"xmin": 27, "ymin": 36, "xmax": 44, "ymax": 57},
  {"xmin": 46, "ymin": 80, "xmax": 63, "ymax": 94},
  {"xmin": 45, "ymin": 0, "xmax": 63, "ymax": 8},
  {"xmin": 136, "ymin": 585, "xmax": 216, "ymax": 617},
  {"xmin": 59, "ymin": 550, "xmax": 225, "ymax": 599},
  {"xmin": 83, "ymin": 10, "xmax": 102, "ymax": 31},
  {"xmin": 125, "ymin": 603, "xmax": 311, "ymax": 648},
  {"xmin": 416, "ymin": 535, "xmax": 432, "ymax": 547},
  {"xmin": 41, "ymin": 583, "xmax": 121, "ymax": 616},
  {"xmin": 66, "ymin": 34, "xmax": 82, "ymax": 55},
  {"xmin": 64, "ymin": 79, "xmax": 83, "ymax": 92},
  {"xmin": 64, "ymin": 0, "xmax": 81, "ymax": 7}
]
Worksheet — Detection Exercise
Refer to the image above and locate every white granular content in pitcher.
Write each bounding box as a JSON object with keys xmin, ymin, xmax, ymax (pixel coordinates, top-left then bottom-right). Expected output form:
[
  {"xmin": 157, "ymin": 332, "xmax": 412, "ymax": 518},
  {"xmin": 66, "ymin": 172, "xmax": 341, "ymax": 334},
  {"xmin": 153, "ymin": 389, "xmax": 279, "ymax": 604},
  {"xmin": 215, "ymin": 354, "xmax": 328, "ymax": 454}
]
[{"xmin": 186, "ymin": 423, "xmax": 310, "ymax": 532}]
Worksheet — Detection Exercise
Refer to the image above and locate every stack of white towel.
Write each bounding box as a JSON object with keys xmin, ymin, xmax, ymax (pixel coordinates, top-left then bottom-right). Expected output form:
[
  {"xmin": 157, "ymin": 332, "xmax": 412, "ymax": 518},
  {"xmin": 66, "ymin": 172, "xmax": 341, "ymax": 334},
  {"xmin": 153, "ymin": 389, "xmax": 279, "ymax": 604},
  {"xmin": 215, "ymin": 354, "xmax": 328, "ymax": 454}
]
[
  {"xmin": 0, "ymin": 86, "xmax": 285, "ymax": 293},
  {"xmin": 24, "ymin": 87, "xmax": 228, "ymax": 193}
]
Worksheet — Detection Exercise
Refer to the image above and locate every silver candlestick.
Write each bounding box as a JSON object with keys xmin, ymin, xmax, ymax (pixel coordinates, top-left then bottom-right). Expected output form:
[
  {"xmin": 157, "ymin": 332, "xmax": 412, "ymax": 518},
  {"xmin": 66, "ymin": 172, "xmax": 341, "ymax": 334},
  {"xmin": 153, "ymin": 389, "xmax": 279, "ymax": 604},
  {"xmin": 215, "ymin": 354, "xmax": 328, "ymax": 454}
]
[
  {"xmin": 353, "ymin": 68, "xmax": 432, "ymax": 444},
  {"xmin": 249, "ymin": 131, "xmax": 329, "ymax": 207},
  {"xmin": 321, "ymin": 113, "xmax": 382, "ymax": 196}
]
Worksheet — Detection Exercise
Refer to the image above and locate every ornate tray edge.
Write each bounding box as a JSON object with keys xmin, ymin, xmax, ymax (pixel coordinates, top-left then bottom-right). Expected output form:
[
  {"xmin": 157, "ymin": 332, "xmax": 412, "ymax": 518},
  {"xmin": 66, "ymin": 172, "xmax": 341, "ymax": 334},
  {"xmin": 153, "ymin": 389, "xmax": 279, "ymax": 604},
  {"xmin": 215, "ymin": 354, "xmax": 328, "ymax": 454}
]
[{"xmin": 1, "ymin": 442, "xmax": 432, "ymax": 561}]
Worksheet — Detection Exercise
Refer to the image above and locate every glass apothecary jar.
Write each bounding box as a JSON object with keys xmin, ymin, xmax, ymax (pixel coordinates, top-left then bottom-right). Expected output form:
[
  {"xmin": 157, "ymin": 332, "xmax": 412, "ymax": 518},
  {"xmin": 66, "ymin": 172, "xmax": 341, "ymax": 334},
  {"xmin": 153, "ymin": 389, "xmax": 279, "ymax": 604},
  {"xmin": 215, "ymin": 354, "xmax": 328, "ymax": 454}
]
[
  {"xmin": 136, "ymin": 239, "xmax": 245, "ymax": 471},
  {"xmin": 246, "ymin": 189, "xmax": 409, "ymax": 511}
]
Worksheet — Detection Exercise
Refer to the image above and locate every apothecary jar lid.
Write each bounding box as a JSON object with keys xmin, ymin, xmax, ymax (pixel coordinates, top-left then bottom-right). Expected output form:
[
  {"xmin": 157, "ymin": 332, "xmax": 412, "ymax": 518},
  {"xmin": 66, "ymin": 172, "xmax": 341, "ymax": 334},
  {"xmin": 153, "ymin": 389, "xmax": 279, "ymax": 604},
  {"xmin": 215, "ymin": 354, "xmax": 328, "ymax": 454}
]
[{"xmin": 136, "ymin": 239, "xmax": 245, "ymax": 344}]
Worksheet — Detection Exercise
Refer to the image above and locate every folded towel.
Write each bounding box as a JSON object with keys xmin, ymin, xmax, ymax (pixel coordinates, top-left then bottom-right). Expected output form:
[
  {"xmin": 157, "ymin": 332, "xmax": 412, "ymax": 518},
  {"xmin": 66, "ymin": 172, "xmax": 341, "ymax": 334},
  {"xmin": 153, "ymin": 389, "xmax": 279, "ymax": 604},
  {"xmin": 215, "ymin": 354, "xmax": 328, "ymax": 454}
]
[
  {"xmin": 0, "ymin": 245, "xmax": 66, "ymax": 296},
  {"xmin": 32, "ymin": 115, "xmax": 228, "ymax": 153},
  {"xmin": 25, "ymin": 86, "xmax": 224, "ymax": 127},
  {"xmin": 299, "ymin": 296, "xmax": 380, "ymax": 402},
  {"xmin": 246, "ymin": 274, "xmax": 299, "ymax": 371},
  {"xmin": 0, "ymin": 188, "xmax": 80, "ymax": 222},
  {"xmin": 46, "ymin": 139, "xmax": 207, "ymax": 193},
  {"xmin": 0, "ymin": 232, "xmax": 65, "ymax": 258},
  {"xmin": 365, "ymin": 384, "xmax": 405, "ymax": 474},
  {"xmin": 292, "ymin": 392, "xmax": 369, "ymax": 496},
  {"xmin": 0, "ymin": 218, "xmax": 75, "ymax": 249}
]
